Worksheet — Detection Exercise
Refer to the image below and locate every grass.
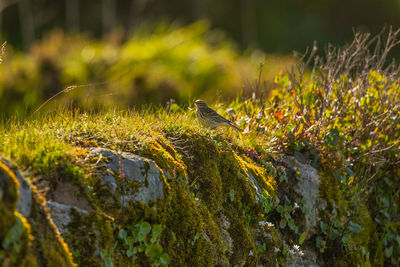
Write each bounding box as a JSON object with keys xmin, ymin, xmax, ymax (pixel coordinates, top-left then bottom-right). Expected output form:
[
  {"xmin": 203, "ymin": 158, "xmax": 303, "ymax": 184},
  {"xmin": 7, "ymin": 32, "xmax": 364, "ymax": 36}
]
[{"xmin": 0, "ymin": 28, "xmax": 400, "ymax": 265}]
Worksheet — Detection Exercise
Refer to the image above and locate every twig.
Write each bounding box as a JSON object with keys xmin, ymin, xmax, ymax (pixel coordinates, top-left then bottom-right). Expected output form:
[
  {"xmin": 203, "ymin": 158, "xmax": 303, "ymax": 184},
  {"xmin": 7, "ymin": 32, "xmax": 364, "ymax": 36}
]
[{"xmin": 358, "ymin": 141, "xmax": 400, "ymax": 159}]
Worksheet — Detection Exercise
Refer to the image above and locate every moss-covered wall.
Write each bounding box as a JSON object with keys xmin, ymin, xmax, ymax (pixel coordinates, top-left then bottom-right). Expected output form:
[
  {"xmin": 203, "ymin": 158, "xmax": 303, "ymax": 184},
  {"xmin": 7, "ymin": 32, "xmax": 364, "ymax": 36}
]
[
  {"xmin": 1, "ymin": 126, "xmax": 388, "ymax": 266},
  {"xmin": 59, "ymin": 132, "xmax": 279, "ymax": 266}
]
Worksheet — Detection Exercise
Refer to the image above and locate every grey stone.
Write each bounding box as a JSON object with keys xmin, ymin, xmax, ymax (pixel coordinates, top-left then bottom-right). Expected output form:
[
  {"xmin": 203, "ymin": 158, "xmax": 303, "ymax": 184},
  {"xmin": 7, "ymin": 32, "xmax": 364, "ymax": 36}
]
[
  {"xmin": 248, "ymin": 173, "xmax": 264, "ymax": 202},
  {"xmin": 88, "ymin": 148, "xmax": 165, "ymax": 205},
  {"xmin": 289, "ymin": 156, "xmax": 326, "ymax": 236},
  {"xmin": 47, "ymin": 201, "xmax": 88, "ymax": 234},
  {"xmin": 286, "ymin": 249, "xmax": 320, "ymax": 267}
]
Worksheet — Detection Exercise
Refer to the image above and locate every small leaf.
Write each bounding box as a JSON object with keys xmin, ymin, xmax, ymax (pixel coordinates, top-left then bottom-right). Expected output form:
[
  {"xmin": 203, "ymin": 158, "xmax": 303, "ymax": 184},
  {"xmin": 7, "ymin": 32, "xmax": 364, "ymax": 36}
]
[
  {"xmin": 274, "ymin": 110, "xmax": 284, "ymax": 120},
  {"xmin": 345, "ymin": 167, "xmax": 355, "ymax": 177},
  {"xmin": 348, "ymin": 221, "xmax": 362, "ymax": 234},
  {"xmin": 229, "ymin": 189, "xmax": 235, "ymax": 202},
  {"xmin": 384, "ymin": 246, "xmax": 393, "ymax": 258},
  {"xmin": 118, "ymin": 229, "xmax": 127, "ymax": 240},
  {"xmin": 329, "ymin": 229, "xmax": 338, "ymax": 240},
  {"xmin": 137, "ymin": 232, "xmax": 146, "ymax": 242},
  {"xmin": 395, "ymin": 235, "xmax": 400, "ymax": 246},
  {"xmin": 360, "ymin": 246, "xmax": 367, "ymax": 256},
  {"xmin": 126, "ymin": 247, "xmax": 134, "ymax": 257},
  {"xmin": 126, "ymin": 236, "xmax": 135, "ymax": 246},
  {"xmin": 160, "ymin": 253, "xmax": 170, "ymax": 265},
  {"xmin": 381, "ymin": 196, "xmax": 389, "ymax": 208},
  {"xmin": 299, "ymin": 233, "xmax": 307, "ymax": 245},
  {"xmin": 295, "ymin": 123, "xmax": 304, "ymax": 137},
  {"xmin": 320, "ymin": 221, "xmax": 328, "ymax": 234},
  {"xmin": 342, "ymin": 234, "xmax": 350, "ymax": 244},
  {"xmin": 150, "ymin": 224, "xmax": 163, "ymax": 244},
  {"xmin": 276, "ymin": 205, "xmax": 284, "ymax": 214},
  {"xmin": 315, "ymin": 236, "xmax": 325, "ymax": 252},
  {"xmin": 316, "ymin": 236, "xmax": 323, "ymax": 248},
  {"xmin": 147, "ymin": 244, "xmax": 163, "ymax": 260},
  {"xmin": 333, "ymin": 220, "xmax": 341, "ymax": 228},
  {"xmin": 140, "ymin": 221, "xmax": 152, "ymax": 236},
  {"xmin": 137, "ymin": 244, "xmax": 145, "ymax": 252},
  {"xmin": 279, "ymin": 219, "xmax": 287, "ymax": 229}
]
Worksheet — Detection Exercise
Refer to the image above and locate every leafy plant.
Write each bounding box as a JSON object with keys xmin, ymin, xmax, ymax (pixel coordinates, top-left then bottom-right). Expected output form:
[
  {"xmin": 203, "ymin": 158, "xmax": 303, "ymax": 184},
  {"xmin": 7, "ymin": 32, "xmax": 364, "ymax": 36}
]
[{"xmin": 118, "ymin": 221, "xmax": 170, "ymax": 266}]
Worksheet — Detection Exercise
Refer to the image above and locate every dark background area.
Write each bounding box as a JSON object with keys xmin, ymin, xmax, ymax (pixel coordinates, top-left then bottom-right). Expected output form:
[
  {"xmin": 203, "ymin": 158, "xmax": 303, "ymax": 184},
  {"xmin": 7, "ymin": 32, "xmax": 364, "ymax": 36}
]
[
  {"xmin": 1, "ymin": 0, "xmax": 400, "ymax": 118},
  {"xmin": 1, "ymin": 0, "xmax": 400, "ymax": 54}
]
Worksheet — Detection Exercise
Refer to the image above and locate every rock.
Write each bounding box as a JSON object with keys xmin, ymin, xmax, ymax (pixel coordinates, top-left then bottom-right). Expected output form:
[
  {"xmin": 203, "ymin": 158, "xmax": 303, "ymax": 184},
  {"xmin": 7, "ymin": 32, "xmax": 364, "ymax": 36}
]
[
  {"xmin": 0, "ymin": 155, "xmax": 32, "ymax": 217},
  {"xmin": 247, "ymin": 174, "xmax": 264, "ymax": 201},
  {"xmin": 47, "ymin": 201, "xmax": 89, "ymax": 234},
  {"xmin": 286, "ymin": 249, "xmax": 320, "ymax": 267},
  {"xmin": 286, "ymin": 252, "xmax": 319, "ymax": 267},
  {"xmin": 48, "ymin": 181, "xmax": 93, "ymax": 211},
  {"xmin": 289, "ymin": 156, "xmax": 326, "ymax": 236},
  {"xmin": 88, "ymin": 148, "xmax": 165, "ymax": 205}
]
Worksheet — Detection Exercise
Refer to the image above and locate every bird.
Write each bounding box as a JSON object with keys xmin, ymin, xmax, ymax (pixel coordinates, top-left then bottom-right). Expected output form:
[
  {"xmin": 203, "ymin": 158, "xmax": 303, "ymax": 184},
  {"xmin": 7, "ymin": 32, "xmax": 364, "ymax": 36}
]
[{"xmin": 194, "ymin": 99, "xmax": 242, "ymax": 132}]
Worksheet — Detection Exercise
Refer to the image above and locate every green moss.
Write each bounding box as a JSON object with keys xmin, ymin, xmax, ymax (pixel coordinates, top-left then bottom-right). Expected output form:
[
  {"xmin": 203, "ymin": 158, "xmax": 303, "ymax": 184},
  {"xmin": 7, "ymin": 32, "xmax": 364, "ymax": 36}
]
[
  {"xmin": 159, "ymin": 184, "xmax": 219, "ymax": 266},
  {"xmin": 227, "ymin": 218, "xmax": 257, "ymax": 265},
  {"xmin": 65, "ymin": 210, "xmax": 117, "ymax": 266},
  {"xmin": 318, "ymin": 173, "xmax": 383, "ymax": 266},
  {"xmin": 158, "ymin": 131, "xmax": 275, "ymax": 264}
]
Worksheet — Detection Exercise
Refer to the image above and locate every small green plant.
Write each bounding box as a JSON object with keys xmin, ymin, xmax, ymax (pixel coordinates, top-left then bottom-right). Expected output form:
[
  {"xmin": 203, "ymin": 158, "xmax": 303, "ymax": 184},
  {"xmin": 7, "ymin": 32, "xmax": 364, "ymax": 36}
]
[
  {"xmin": 190, "ymin": 233, "xmax": 200, "ymax": 246},
  {"xmin": 118, "ymin": 221, "xmax": 170, "ymax": 266},
  {"xmin": 276, "ymin": 197, "xmax": 299, "ymax": 234},
  {"xmin": 260, "ymin": 192, "xmax": 274, "ymax": 214}
]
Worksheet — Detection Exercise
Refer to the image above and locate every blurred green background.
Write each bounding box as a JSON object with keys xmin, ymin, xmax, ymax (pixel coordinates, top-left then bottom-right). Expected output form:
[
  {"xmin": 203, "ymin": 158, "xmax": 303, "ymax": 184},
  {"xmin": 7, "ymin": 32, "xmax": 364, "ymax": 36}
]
[{"xmin": 0, "ymin": 0, "xmax": 400, "ymax": 117}]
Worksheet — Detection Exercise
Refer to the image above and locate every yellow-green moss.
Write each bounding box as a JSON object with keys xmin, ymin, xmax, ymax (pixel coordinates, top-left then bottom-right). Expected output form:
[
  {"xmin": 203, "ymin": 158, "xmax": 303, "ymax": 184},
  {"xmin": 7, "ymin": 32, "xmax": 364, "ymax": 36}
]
[
  {"xmin": 234, "ymin": 152, "xmax": 276, "ymax": 197},
  {"xmin": 145, "ymin": 140, "xmax": 187, "ymax": 179}
]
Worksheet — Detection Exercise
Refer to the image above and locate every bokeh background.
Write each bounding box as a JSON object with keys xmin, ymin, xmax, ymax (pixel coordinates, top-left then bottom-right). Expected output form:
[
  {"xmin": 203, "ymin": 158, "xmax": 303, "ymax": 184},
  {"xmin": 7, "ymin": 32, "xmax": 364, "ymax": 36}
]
[{"xmin": 1, "ymin": 0, "xmax": 400, "ymax": 117}]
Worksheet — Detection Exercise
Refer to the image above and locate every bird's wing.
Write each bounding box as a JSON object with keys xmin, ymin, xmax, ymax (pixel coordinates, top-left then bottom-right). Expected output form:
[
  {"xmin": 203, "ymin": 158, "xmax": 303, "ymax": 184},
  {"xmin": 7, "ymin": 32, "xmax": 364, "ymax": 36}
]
[{"xmin": 204, "ymin": 107, "xmax": 232, "ymax": 123}]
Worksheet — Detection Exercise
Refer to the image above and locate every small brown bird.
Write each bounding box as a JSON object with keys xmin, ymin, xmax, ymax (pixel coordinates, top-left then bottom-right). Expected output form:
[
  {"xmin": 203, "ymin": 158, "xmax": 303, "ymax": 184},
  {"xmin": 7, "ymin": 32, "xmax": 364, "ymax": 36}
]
[{"xmin": 194, "ymin": 99, "xmax": 242, "ymax": 132}]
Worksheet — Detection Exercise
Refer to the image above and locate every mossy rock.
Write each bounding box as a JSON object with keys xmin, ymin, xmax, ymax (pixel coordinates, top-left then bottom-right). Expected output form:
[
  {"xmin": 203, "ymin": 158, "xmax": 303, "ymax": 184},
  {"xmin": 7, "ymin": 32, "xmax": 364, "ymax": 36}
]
[
  {"xmin": 44, "ymin": 129, "xmax": 281, "ymax": 266},
  {"xmin": 0, "ymin": 158, "xmax": 75, "ymax": 267}
]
